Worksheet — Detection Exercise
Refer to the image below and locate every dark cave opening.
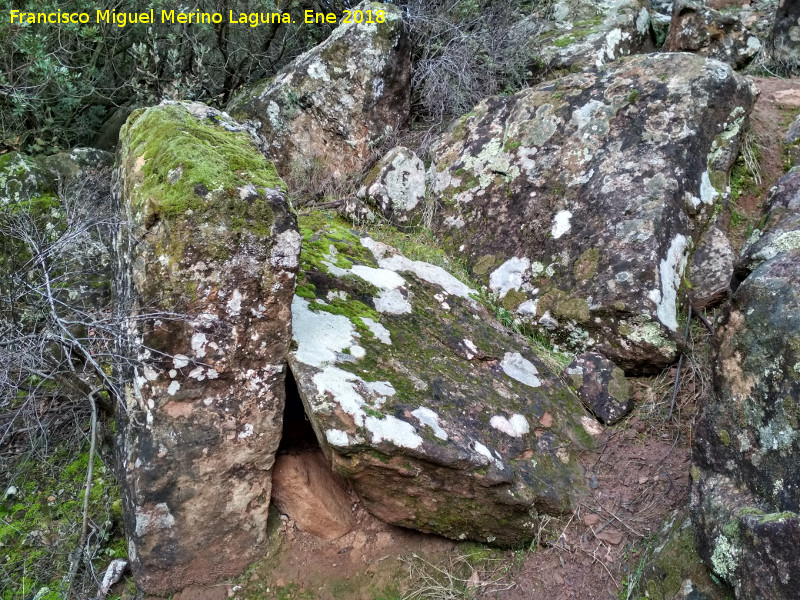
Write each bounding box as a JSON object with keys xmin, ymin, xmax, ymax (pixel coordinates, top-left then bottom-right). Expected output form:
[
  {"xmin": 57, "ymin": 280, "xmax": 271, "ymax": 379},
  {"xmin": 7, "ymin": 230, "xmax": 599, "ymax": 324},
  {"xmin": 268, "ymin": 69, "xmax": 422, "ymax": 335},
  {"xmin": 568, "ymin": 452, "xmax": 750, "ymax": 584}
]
[{"xmin": 277, "ymin": 368, "xmax": 320, "ymax": 454}]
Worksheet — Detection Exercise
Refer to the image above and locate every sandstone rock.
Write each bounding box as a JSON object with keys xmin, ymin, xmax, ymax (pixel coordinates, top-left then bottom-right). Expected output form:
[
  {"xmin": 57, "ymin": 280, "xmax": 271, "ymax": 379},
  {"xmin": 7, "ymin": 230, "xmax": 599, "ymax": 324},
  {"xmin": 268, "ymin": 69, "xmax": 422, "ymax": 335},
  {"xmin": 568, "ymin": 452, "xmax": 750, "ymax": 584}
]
[
  {"xmin": 691, "ymin": 168, "xmax": 800, "ymax": 599},
  {"xmin": 689, "ymin": 226, "xmax": 734, "ymax": 309},
  {"xmin": 771, "ymin": 0, "xmax": 800, "ymax": 70},
  {"xmin": 428, "ymin": 53, "xmax": 755, "ymax": 372},
  {"xmin": 564, "ymin": 353, "xmax": 633, "ymax": 425},
  {"xmin": 288, "ymin": 213, "xmax": 592, "ymax": 546},
  {"xmin": 271, "ymin": 450, "xmax": 353, "ymax": 541},
  {"xmin": 228, "ymin": 1, "xmax": 410, "ymax": 179},
  {"xmin": 115, "ymin": 101, "xmax": 301, "ymax": 594},
  {"xmin": 358, "ymin": 147, "xmax": 427, "ymax": 227},
  {"xmin": 513, "ymin": 0, "xmax": 653, "ymax": 80},
  {"xmin": 665, "ymin": 1, "xmax": 762, "ymax": 69}
]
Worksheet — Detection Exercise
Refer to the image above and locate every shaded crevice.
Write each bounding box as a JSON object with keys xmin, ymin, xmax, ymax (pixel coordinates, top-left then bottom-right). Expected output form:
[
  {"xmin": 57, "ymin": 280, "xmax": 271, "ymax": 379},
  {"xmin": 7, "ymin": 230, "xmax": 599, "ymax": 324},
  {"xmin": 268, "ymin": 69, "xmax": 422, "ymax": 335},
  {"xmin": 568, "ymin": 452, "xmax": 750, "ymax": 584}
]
[{"xmin": 277, "ymin": 369, "xmax": 319, "ymax": 454}]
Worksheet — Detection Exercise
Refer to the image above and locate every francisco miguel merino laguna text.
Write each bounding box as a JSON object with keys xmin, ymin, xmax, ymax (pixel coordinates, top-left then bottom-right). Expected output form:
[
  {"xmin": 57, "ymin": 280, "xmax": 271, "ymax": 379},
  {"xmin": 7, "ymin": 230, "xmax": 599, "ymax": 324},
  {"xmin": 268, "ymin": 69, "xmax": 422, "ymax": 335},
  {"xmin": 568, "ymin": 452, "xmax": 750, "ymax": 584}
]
[{"xmin": 9, "ymin": 8, "xmax": 388, "ymax": 27}]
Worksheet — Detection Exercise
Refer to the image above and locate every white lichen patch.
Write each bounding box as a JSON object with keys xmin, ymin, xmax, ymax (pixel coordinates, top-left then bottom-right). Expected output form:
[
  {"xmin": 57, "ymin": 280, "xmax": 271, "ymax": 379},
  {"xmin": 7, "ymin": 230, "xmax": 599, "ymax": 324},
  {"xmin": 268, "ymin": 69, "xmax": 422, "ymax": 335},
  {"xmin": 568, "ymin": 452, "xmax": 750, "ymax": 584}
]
[
  {"xmin": 167, "ymin": 381, "xmax": 180, "ymax": 396},
  {"xmin": 700, "ymin": 171, "xmax": 719, "ymax": 205},
  {"xmin": 500, "ymin": 352, "xmax": 541, "ymax": 388},
  {"xmin": 326, "ymin": 429, "xmax": 350, "ymax": 447},
  {"xmin": 489, "ymin": 256, "xmax": 531, "ymax": 298},
  {"xmin": 411, "ymin": 407, "xmax": 448, "ymax": 440},
  {"xmin": 650, "ymin": 234, "xmax": 689, "ymax": 331},
  {"xmin": 374, "ymin": 287, "xmax": 412, "ymax": 314},
  {"xmin": 361, "ymin": 317, "xmax": 392, "ymax": 344},
  {"xmin": 362, "ymin": 237, "xmax": 476, "ymax": 299},
  {"xmin": 490, "ymin": 414, "xmax": 530, "ymax": 437},
  {"xmin": 238, "ymin": 423, "xmax": 254, "ymax": 439},
  {"xmin": 292, "ymin": 296, "xmax": 364, "ymax": 366},
  {"xmin": 551, "ymin": 210, "xmax": 573, "ymax": 239},
  {"xmin": 226, "ymin": 289, "xmax": 243, "ymax": 317},
  {"xmin": 134, "ymin": 503, "xmax": 175, "ymax": 536},
  {"xmin": 711, "ymin": 534, "xmax": 739, "ymax": 580}
]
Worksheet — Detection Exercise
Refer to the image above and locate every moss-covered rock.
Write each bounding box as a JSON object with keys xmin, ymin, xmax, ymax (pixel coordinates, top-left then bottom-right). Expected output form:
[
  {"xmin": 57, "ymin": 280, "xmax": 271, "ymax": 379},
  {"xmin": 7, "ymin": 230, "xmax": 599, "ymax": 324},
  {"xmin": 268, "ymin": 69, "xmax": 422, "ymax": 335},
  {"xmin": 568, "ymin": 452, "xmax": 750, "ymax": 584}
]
[
  {"xmin": 639, "ymin": 511, "xmax": 732, "ymax": 600},
  {"xmin": 428, "ymin": 53, "xmax": 755, "ymax": 372},
  {"xmin": 116, "ymin": 101, "xmax": 301, "ymax": 595},
  {"xmin": 691, "ymin": 163, "xmax": 800, "ymax": 600},
  {"xmin": 288, "ymin": 211, "xmax": 594, "ymax": 547},
  {"xmin": 227, "ymin": 1, "xmax": 410, "ymax": 180}
]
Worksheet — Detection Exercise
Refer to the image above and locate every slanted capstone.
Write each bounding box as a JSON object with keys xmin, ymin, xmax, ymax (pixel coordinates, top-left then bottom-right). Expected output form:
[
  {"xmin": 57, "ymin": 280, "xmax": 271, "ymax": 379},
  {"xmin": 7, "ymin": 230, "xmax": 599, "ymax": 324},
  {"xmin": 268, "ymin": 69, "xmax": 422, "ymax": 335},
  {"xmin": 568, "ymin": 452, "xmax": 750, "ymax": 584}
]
[
  {"xmin": 288, "ymin": 213, "xmax": 593, "ymax": 546},
  {"xmin": 428, "ymin": 52, "xmax": 755, "ymax": 372},
  {"xmin": 228, "ymin": 1, "xmax": 410, "ymax": 179},
  {"xmin": 115, "ymin": 101, "xmax": 301, "ymax": 594}
]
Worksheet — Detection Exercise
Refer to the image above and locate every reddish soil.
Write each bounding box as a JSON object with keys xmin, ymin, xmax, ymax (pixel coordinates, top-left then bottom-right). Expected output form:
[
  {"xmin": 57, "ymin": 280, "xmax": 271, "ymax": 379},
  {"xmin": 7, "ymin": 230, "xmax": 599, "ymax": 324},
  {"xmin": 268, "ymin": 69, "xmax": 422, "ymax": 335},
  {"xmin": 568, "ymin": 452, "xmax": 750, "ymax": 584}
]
[{"xmin": 724, "ymin": 75, "xmax": 800, "ymax": 251}]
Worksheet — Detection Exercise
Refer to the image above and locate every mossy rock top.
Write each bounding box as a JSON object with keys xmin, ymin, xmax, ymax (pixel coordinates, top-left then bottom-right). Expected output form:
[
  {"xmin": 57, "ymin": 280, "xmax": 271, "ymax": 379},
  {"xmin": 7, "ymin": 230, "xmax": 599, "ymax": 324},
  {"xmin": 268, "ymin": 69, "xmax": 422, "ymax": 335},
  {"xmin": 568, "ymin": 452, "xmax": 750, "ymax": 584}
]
[
  {"xmin": 119, "ymin": 100, "xmax": 285, "ymax": 234},
  {"xmin": 289, "ymin": 211, "xmax": 596, "ymax": 546}
]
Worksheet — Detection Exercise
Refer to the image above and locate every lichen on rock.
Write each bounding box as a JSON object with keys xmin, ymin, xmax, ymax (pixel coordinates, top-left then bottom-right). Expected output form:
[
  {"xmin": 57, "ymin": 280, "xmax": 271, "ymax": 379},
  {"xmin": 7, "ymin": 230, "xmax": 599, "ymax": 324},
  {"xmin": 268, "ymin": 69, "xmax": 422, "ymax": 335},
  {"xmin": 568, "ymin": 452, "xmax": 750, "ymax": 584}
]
[
  {"xmin": 428, "ymin": 52, "xmax": 755, "ymax": 371},
  {"xmin": 288, "ymin": 211, "xmax": 593, "ymax": 546},
  {"xmin": 115, "ymin": 100, "xmax": 301, "ymax": 594}
]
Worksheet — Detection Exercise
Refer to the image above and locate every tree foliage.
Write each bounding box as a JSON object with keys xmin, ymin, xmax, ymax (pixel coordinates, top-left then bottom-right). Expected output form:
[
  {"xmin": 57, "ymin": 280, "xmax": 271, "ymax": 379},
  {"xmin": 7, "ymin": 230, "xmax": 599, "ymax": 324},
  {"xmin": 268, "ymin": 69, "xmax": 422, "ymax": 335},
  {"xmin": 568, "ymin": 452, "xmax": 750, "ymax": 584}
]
[{"xmin": 0, "ymin": 0, "xmax": 353, "ymax": 154}]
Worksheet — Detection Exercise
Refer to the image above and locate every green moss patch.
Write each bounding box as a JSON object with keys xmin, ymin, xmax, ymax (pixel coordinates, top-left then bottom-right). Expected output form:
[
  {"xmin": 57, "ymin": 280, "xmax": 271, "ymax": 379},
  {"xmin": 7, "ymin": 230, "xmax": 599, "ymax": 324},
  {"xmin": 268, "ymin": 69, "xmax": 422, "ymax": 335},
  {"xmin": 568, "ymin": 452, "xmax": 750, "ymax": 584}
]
[
  {"xmin": 0, "ymin": 430, "xmax": 125, "ymax": 598},
  {"xmin": 122, "ymin": 103, "xmax": 285, "ymax": 233}
]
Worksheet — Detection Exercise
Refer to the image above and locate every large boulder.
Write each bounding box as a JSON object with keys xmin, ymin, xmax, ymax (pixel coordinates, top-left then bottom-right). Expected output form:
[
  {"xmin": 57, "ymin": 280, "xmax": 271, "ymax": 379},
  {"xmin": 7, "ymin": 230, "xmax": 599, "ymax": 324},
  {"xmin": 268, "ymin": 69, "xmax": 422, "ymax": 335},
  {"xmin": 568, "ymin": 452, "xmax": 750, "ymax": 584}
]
[
  {"xmin": 691, "ymin": 167, "xmax": 800, "ymax": 599},
  {"xmin": 227, "ymin": 1, "xmax": 410, "ymax": 179},
  {"xmin": 115, "ymin": 101, "xmax": 301, "ymax": 594},
  {"xmin": 665, "ymin": 1, "xmax": 763, "ymax": 69},
  {"xmin": 511, "ymin": 0, "xmax": 653, "ymax": 80},
  {"xmin": 288, "ymin": 213, "xmax": 595, "ymax": 546},
  {"xmin": 428, "ymin": 53, "xmax": 755, "ymax": 372}
]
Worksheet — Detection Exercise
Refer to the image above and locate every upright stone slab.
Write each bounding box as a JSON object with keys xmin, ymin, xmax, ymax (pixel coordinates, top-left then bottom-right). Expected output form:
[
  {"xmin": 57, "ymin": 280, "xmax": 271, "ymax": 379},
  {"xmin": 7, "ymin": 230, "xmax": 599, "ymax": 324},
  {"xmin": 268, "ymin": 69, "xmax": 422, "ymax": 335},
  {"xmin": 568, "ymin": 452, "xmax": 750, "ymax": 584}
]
[
  {"xmin": 228, "ymin": 1, "xmax": 410, "ymax": 179},
  {"xmin": 428, "ymin": 53, "xmax": 755, "ymax": 372},
  {"xmin": 115, "ymin": 101, "xmax": 301, "ymax": 594}
]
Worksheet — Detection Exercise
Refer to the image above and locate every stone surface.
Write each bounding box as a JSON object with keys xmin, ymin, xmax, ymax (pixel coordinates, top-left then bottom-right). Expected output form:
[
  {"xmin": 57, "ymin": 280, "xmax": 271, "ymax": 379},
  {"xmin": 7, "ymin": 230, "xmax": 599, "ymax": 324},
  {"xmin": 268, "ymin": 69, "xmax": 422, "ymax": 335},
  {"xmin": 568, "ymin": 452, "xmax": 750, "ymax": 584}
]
[
  {"xmin": 691, "ymin": 167, "xmax": 800, "ymax": 599},
  {"xmin": 665, "ymin": 1, "xmax": 762, "ymax": 69},
  {"xmin": 228, "ymin": 1, "xmax": 410, "ymax": 179},
  {"xmin": 358, "ymin": 146, "xmax": 427, "ymax": 227},
  {"xmin": 639, "ymin": 510, "xmax": 732, "ymax": 600},
  {"xmin": 115, "ymin": 101, "xmax": 301, "ymax": 594},
  {"xmin": 689, "ymin": 226, "xmax": 734, "ymax": 309},
  {"xmin": 428, "ymin": 52, "xmax": 755, "ymax": 372},
  {"xmin": 771, "ymin": 0, "xmax": 800, "ymax": 70},
  {"xmin": 288, "ymin": 213, "xmax": 593, "ymax": 547},
  {"xmin": 564, "ymin": 353, "xmax": 633, "ymax": 425},
  {"xmin": 271, "ymin": 450, "xmax": 353, "ymax": 541},
  {"xmin": 512, "ymin": 0, "xmax": 653, "ymax": 80}
]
